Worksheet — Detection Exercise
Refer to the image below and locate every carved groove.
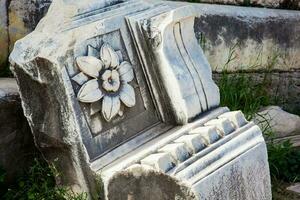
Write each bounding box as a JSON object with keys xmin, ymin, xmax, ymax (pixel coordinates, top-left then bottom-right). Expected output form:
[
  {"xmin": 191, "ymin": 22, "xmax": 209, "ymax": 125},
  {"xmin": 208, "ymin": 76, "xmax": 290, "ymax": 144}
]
[{"xmin": 173, "ymin": 22, "xmax": 204, "ymax": 112}]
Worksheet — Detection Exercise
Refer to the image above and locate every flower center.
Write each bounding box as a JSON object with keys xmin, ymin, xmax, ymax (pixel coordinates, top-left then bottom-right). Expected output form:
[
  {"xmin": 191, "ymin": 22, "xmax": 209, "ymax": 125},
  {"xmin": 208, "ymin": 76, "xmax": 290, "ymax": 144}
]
[{"xmin": 101, "ymin": 69, "xmax": 120, "ymax": 93}]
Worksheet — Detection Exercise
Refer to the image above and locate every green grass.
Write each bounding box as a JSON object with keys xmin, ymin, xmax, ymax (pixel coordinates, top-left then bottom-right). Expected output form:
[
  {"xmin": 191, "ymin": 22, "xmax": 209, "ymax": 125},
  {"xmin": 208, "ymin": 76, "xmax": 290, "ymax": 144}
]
[
  {"xmin": 218, "ymin": 72, "xmax": 272, "ymax": 120},
  {"xmin": 0, "ymin": 159, "xmax": 88, "ymax": 200},
  {"xmin": 268, "ymin": 140, "xmax": 300, "ymax": 183},
  {"xmin": 216, "ymin": 42, "xmax": 279, "ymax": 120}
]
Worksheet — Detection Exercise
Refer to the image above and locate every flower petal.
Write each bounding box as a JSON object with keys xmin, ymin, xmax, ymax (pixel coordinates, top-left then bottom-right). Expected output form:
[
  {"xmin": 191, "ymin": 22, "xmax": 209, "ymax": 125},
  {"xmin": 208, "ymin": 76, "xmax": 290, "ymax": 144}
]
[
  {"xmin": 102, "ymin": 96, "xmax": 120, "ymax": 122},
  {"xmin": 111, "ymin": 70, "xmax": 119, "ymax": 81},
  {"xmin": 118, "ymin": 61, "xmax": 134, "ymax": 82},
  {"xmin": 72, "ymin": 72, "xmax": 89, "ymax": 85},
  {"xmin": 87, "ymin": 45, "xmax": 99, "ymax": 57},
  {"xmin": 100, "ymin": 43, "xmax": 119, "ymax": 69},
  {"xmin": 90, "ymin": 101, "xmax": 102, "ymax": 115},
  {"xmin": 76, "ymin": 56, "xmax": 103, "ymax": 78},
  {"xmin": 111, "ymin": 80, "xmax": 120, "ymax": 92},
  {"xmin": 77, "ymin": 79, "xmax": 103, "ymax": 103},
  {"xmin": 119, "ymin": 84, "xmax": 136, "ymax": 107},
  {"xmin": 118, "ymin": 105, "xmax": 124, "ymax": 116}
]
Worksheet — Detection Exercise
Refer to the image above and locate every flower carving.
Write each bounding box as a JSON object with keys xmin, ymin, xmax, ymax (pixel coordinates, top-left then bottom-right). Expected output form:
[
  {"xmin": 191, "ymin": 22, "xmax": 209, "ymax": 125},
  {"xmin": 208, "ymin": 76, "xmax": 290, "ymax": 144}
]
[{"xmin": 73, "ymin": 43, "xmax": 136, "ymax": 122}]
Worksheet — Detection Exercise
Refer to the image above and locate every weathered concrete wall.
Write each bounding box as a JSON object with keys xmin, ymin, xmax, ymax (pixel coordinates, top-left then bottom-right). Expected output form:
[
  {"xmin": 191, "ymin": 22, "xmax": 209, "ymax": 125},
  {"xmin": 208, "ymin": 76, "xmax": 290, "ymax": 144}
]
[
  {"xmin": 193, "ymin": 4, "xmax": 300, "ymax": 72},
  {"xmin": 189, "ymin": 0, "xmax": 300, "ymax": 10},
  {"xmin": 0, "ymin": 78, "xmax": 37, "ymax": 184}
]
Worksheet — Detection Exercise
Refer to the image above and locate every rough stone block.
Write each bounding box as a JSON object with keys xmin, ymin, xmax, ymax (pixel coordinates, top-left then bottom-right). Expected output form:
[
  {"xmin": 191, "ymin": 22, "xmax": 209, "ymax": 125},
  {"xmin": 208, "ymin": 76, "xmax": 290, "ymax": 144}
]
[
  {"xmin": 254, "ymin": 106, "xmax": 300, "ymax": 137},
  {"xmin": 0, "ymin": 78, "xmax": 37, "ymax": 184},
  {"xmin": 193, "ymin": 4, "xmax": 300, "ymax": 72},
  {"xmin": 9, "ymin": 1, "xmax": 272, "ymax": 199}
]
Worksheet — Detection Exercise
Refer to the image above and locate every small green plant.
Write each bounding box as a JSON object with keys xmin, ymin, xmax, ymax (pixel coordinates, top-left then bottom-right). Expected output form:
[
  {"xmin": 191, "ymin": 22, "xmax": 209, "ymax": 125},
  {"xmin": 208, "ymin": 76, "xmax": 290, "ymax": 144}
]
[
  {"xmin": 267, "ymin": 140, "xmax": 300, "ymax": 183},
  {"xmin": 1, "ymin": 159, "xmax": 87, "ymax": 200},
  {"xmin": 216, "ymin": 43, "xmax": 280, "ymax": 120},
  {"xmin": 218, "ymin": 72, "xmax": 272, "ymax": 120}
]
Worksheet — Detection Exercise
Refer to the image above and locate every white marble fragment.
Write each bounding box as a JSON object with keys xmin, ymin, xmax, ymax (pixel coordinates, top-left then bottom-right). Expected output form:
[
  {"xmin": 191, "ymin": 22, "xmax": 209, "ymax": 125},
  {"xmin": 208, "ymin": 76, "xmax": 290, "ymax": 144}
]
[
  {"xmin": 189, "ymin": 126, "xmax": 220, "ymax": 144},
  {"xmin": 140, "ymin": 153, "xmax": 175, "ymax": 173},
  {"xmin": 218, "ymin": 111, "xmax": 248, "ymax": 128},
  {"xmin": 204, "ymin": 118, "xmax": 235, "ymax": 136},
  {"xmin": 158, "ymin": 143, "xmax": 191, "ymax": 162},
  {"xmin": 174, "ymin": 134, "xmax": 206, "ymax": 153}
]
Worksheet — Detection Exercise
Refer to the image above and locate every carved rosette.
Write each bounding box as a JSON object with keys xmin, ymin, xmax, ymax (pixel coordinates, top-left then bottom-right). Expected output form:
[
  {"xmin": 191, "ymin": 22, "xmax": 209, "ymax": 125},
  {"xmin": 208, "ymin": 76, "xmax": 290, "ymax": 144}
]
[{"xmin": 72, "ymin": 43, "xmax": 136, "ymax": 122}]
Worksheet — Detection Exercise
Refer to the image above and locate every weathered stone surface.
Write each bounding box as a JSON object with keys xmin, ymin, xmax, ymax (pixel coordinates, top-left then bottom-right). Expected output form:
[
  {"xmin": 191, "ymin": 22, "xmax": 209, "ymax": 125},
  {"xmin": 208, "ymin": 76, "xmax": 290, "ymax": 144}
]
[
  {"xmin": 0, "ymin": 78, "xmax": 37, "ymax": 184},
  {"xmin": 254, "ymin": 106, "xmax": 300, "ymax": 138},
  {"xmin": 107, "ymin": 165, "xmax": 196, "ymax": 200},
  {"xmin": 102, "ymin": 109, "xmax": 271, "ymax": 200},
  {"xmin": 192, "ymin": 141, "xmax": 271, "ymax": 200},
  {"xmin": 193, "ymin": 4, "xmax": 300, "ymax": 72},
  {"xmin": 8, "ymin": 0, "xmax": 51, "ymax": 50},
  {"xmin": 9, "ymin": 0, "xmax": 271, "ymax": 199},
  {"xmin": 0, "ymin": 0, "xmax": 8, "ymax": 71}
]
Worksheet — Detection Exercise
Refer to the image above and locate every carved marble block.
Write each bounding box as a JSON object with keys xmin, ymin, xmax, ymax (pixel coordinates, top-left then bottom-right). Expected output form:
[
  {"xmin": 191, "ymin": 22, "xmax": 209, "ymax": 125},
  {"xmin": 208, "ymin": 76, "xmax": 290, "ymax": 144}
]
[{"xmin": 9, "ymin": 0, "xmax": 272, "ymax": 199}]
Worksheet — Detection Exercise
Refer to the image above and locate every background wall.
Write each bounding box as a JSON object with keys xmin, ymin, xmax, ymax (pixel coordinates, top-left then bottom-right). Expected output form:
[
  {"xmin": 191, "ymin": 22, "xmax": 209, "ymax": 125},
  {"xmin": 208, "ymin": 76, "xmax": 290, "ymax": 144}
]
[
  {"xmin": 0, "ymin": 0, "xmax": 51, "ymax": 75},
  {"xmin": 187, "ymin": 0, "xmax": 300, "ymax": 9}
]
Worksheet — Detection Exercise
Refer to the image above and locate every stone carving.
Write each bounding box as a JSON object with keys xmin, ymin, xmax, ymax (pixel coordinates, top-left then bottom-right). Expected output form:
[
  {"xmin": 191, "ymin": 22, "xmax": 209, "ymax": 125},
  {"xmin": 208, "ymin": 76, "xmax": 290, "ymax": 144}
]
[
  {"xmin": 9, "ymin": 0, "xmax": 272, "ymax": 199},
  {"xmin": 72, "ymin": 43, "xmax": 136, "ymax": 122}
]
